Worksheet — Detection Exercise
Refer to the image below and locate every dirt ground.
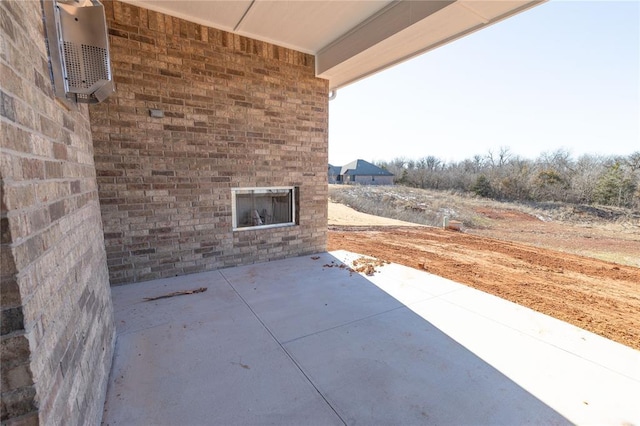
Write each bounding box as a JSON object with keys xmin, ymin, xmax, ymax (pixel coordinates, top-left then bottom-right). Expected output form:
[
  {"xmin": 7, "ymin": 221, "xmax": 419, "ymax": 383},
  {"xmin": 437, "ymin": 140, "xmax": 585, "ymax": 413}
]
[
  {"xmin": 469, "ymin": 207, "xmax": 640, "ymax": 268},
  {"xmin": 327, "ymin": 203, "xmax": 640, "ymax": 350}
]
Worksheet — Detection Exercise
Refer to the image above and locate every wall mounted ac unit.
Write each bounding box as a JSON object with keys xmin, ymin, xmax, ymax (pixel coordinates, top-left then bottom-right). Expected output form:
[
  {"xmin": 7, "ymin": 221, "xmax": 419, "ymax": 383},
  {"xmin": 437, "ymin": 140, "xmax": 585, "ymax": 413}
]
[{"xmin": 43, "ymin": 0, "xmax": 114, "ymax": 104}]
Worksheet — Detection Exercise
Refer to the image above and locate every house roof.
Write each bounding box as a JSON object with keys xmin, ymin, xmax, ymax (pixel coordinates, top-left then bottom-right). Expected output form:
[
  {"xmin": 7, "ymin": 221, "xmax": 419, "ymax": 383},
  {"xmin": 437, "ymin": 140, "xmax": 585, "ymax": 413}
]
[
  {"xmin": 340, "ymin": 159, "xmax": 393, "ymax": 176},
  {"xmin": 328, "ymin": 164, "xmax": 342, "ymax": 176},
  {"xmin": 120, "ymin": 0, "xmax": 545, "ymax": 91}
]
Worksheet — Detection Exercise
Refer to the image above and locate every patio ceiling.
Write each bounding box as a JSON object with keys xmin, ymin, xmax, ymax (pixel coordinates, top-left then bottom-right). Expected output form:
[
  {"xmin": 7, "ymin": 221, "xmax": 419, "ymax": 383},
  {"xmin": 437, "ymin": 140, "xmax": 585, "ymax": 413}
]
[{"xmin": 121, "ymin": 0, "xmax": 545, "ymax": 91}]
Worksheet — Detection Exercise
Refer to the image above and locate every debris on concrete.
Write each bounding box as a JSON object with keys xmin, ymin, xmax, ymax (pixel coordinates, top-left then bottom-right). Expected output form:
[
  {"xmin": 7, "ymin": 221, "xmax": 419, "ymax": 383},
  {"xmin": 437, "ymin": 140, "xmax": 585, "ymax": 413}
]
[
  {"xmin": 323, "ymin": 257, "xmax": 389, "ymax": 276},
  {"xmin": 323, "ymin": 260, "xmax": 349, "ymax": 270},
  {"xmin": 143, "ymin": 287, "xmax": 207, "ymax": 302},
  {"xmin": 352, "ymin": 257, "xmax": 389, "ymax": 276}
]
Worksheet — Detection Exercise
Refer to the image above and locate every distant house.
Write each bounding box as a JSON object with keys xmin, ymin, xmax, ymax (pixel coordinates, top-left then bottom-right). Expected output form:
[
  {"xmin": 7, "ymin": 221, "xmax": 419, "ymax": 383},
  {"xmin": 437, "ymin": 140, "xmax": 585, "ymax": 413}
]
[
  {"xmin": 328, "ymin": 164, "xmax": 343, "ymax": 184},
  {"xmin": 328, "ymin": 159, "xmax": 394, "ymax": 185}
]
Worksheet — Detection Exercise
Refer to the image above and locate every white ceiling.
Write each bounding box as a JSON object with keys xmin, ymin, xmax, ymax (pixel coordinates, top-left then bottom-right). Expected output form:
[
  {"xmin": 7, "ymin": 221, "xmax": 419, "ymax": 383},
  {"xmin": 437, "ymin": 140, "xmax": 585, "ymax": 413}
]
[{"xmin": 121, "ymin": 0, "xmax": 545, "ymax": 91}]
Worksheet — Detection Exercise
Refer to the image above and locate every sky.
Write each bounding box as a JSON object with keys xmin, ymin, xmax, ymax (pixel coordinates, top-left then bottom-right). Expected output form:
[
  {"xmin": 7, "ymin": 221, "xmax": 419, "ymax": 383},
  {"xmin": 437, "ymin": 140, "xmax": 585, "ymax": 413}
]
[{"xmin": 328, "ymin": 0, "xmax": 640, "ymax": 166}]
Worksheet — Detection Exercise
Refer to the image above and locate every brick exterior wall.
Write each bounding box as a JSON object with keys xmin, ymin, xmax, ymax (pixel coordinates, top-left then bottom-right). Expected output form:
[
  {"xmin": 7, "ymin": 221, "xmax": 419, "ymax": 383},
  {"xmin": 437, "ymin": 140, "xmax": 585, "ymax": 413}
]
[
  {"xmin": 0, "ymin": 1, "xmax": 115, "ymax": 424},
  {"xmin": 91, "ymin": 1, "xmax": 329, "ymax": 284}
]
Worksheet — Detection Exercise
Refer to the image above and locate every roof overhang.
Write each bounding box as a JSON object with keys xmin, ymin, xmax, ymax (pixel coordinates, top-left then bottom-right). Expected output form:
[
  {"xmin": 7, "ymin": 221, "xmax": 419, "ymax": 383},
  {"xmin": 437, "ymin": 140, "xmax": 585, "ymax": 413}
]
[{"xmin": 120, "ymin": 0, "xmax": 545, "ymax": 91}]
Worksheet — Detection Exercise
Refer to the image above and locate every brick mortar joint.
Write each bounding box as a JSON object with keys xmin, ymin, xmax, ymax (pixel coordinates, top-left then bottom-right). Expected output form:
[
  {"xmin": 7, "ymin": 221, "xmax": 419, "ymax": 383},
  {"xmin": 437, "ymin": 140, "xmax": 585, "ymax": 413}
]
[
  {"xmin": 0, "ymin": 327, "xmax": 28, "ymax": 341},
  {"xmin": 0, "ymin": 146, "xmax": 95, "ymax": 163},
  {"xmin": 0, "ymin": 116, "xmax": 91, "ymax": 153},
  {"xmin": 4, "ymin": 183, "xmax": 98, "ymax": 201},
  {"xmin": 0, "ymin": 35, "xmax": 46, "ymax": 79},
  {"xmin": 0, "ymin": 176, "xmax": 96, "ymax": 188},
  {"xmin": 4, "ymin": 199, "xmax": 103, "ymax": 261},
  {"xmin": 3, "ymin": 190, "xmax": 100, "ymax": 227}
]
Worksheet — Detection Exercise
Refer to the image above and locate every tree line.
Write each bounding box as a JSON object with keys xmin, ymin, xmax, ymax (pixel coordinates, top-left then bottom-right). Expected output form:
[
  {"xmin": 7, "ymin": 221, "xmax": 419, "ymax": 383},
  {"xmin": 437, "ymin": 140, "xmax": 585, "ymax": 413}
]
[{"xmin": 376, "ymin": 148, "xmax": 640, "ymax": 209}]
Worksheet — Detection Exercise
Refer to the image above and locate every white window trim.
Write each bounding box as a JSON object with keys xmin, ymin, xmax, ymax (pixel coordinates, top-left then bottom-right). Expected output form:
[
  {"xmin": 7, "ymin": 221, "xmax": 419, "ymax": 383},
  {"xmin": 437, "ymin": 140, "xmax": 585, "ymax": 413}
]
[{"xmin": 231, "ymin": 186, "xmax": 296, "ymax": 231}]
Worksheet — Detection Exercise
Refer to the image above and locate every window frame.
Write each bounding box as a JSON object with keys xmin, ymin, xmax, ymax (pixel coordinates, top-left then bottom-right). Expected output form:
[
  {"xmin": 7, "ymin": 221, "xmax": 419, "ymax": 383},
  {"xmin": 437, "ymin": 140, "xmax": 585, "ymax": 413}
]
[{"xmin": 231, "ymin": 186, "xmax": 297, "ymax": 231}]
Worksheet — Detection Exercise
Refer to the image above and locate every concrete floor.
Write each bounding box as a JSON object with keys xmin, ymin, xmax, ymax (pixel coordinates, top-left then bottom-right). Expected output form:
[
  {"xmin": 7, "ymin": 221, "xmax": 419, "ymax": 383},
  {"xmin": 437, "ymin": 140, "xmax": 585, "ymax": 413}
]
[{"xmin": 102, "ymin": 250, "xmax": 640, "ymax": 425}]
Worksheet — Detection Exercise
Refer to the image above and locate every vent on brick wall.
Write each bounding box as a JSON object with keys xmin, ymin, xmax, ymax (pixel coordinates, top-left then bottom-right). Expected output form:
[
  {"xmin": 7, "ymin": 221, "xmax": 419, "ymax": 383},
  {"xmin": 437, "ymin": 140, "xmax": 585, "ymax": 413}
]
[{"xmin": 43, "ymin": 0, "xmax": 114, "ymax": 104}]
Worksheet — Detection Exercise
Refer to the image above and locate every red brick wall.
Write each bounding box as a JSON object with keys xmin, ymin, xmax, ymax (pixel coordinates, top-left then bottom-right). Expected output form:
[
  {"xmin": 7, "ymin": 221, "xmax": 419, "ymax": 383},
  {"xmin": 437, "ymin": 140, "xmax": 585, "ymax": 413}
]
[
  {"xmin": 1, "ymin": 1, "xmax": 114, "ymax": 424},
  {"xmin": 91, "ymin": 1, "xmax": 329, "ymax": 284}
]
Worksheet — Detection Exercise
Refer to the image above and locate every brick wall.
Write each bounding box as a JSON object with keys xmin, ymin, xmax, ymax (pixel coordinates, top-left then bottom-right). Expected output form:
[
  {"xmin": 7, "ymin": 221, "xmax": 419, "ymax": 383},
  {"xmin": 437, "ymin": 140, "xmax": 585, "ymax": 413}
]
[
  {"xmin": 91, "ymin": 1, "xmax": 329, "ymax": 284},
  {"xmin": 0, "ymin": 1, "xmax": 115, "ymax": 424}
]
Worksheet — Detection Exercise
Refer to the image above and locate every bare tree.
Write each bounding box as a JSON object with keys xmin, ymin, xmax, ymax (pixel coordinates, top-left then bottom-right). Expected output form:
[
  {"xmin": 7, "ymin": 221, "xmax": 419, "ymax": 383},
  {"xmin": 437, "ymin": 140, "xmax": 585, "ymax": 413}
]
[
  {"xmin": 498, "ymin": 146, "xmax": 512, "ymax": 167},
  {"xmin": 374, "ymin": 149, "xmax": 638, "ymax": 208},
  {"xmin": 625, "ymin": 151, "xmax": 640, "ymax": 172}
]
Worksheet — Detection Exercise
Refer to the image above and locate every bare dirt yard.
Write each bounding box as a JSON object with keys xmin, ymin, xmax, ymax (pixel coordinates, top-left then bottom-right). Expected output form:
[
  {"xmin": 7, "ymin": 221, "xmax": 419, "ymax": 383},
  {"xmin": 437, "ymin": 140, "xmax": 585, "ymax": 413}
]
[{"xmin": 327, "ymin": 202, "xmax": 640, "ymax": 350}]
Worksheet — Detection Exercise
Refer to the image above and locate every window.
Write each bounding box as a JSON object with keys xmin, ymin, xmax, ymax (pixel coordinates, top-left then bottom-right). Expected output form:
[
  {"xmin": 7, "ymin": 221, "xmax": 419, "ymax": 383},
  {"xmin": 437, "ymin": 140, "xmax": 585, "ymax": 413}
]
[{"xmin": 232, "ymin": 187, "xmax": 296, "ymax": 230}]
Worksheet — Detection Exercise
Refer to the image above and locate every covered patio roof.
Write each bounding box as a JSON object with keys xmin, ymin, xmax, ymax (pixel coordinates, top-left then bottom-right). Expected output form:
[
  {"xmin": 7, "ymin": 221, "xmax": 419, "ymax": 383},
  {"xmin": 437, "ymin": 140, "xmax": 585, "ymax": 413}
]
[{"xmin": 120, "ymin": 0, "xmax": 545, "ymax": 91}]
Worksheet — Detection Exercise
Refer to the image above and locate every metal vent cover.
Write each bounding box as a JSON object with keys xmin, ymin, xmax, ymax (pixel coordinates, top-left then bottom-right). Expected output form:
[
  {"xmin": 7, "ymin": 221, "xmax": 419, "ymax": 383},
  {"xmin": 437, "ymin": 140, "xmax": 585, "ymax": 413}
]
[
  {"xmin": 62, "ymin": 42, "xmax": 110, "ymax": 90},
  {"xmin": 43, "ymin": 0, "xmax": 114, "ymax": 104}
]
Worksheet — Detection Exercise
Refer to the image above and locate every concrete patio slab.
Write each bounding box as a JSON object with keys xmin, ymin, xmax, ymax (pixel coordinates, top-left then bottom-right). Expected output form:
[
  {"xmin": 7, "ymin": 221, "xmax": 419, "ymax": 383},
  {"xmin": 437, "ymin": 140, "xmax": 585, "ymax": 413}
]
[
  {"xmin": 103, "ymin": 269, "xmax": 342, "ymax": 426},
  {"xmin": 102, "ymin": 250, "xmax": 640, "ymax": 425},
  {"xmin": 222, "ymin": 254, "xmax": 403, "ymax": 343},
  {"xmin": 283, "ymin": 306, "xmax": 566, "ymax": 425}
]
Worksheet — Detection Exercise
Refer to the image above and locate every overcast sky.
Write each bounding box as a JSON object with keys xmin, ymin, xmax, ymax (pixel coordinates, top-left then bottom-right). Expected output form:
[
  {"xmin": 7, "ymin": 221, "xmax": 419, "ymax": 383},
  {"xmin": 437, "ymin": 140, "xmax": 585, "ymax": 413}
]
[{"xmin": 328, "ymin": 0, "xmax": 640, "ymax": 166}]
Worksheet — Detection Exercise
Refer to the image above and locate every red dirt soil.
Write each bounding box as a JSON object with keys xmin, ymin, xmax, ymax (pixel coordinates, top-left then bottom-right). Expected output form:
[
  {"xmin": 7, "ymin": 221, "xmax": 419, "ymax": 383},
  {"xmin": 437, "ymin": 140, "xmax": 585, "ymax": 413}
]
[{"xmin": 328, "ymin": 225, "xmax": 640, "ymax": 350}]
